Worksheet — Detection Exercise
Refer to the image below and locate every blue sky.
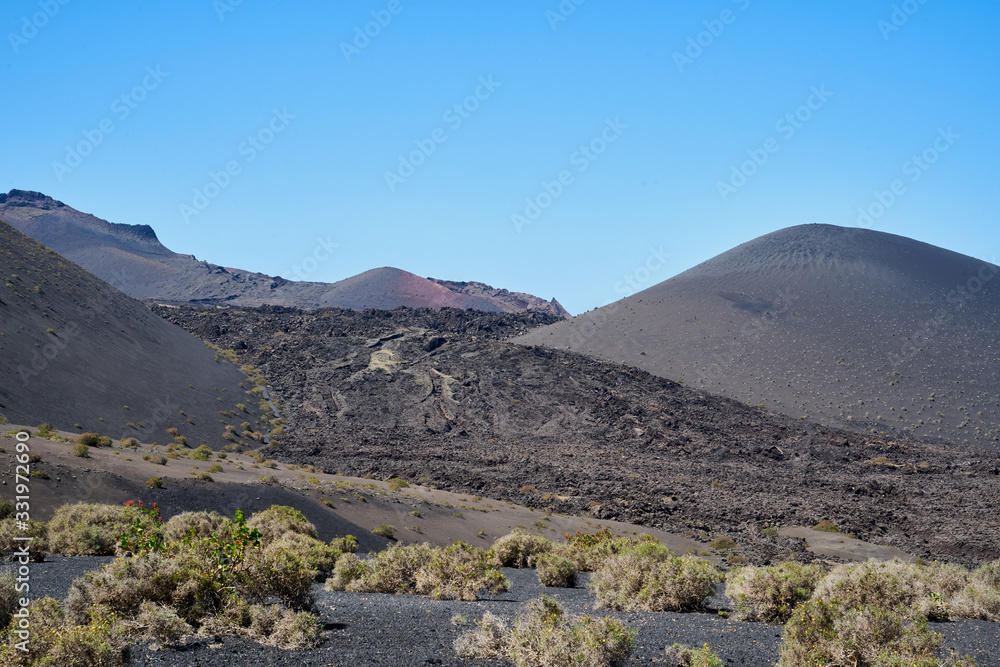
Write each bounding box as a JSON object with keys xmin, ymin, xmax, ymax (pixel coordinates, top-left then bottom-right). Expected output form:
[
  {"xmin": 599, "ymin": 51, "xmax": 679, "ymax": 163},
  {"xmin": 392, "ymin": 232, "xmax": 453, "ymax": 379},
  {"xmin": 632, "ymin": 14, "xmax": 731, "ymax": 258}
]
[{"xmin": 2, "ymin": 0, "xmax": 997, "ymax": 315}]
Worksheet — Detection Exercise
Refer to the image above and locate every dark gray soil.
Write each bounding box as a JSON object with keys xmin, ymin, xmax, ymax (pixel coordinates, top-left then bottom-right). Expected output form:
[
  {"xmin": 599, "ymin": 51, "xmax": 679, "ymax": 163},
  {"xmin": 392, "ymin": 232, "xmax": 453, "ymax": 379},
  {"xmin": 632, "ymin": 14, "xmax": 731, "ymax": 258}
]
[
  {"xmin": 0, "ymin": 217, "xmax": 269, "ymax": 446},
  {"xmin": 516, "ymin": 223, "xmax": 1000, "ymax": 449},
  {"xmin": 156, "ymin": 304, "xmax": 1000, "ymax": 569},
  {"xmin": 4, "ymin": 560, "xmax": 997, "ymax": 666}
]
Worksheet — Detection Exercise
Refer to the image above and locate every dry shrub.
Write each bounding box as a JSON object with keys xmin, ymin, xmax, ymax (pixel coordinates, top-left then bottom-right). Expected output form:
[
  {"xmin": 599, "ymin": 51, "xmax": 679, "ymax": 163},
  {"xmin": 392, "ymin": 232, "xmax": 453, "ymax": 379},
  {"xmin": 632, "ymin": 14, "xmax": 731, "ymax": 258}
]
[
  {"xmin": 247, "ymin": 505, "xmax": 317, "ymax": 542},
  {"xmin": 951, "ymin": 559, "xmax": 1000, "ymax": 621},
  {"xmin": 0, "ymin": 573, "xmax": 17, "ymax": 631},
  {"xmin": 777, "ymin": 558, "xmax": 980, "ymax": 666},
  {"xmin": 535, "ymin": 553, "xmax": 577, "ymax": 588},
  {"xmin": 328, "ymin": 541, "xmax": 508, "ymax": 601},
  {"xmin": 65, "ymin": 551, "xmax": 217, "ymax": 626},
  {"xmin": 811, "ymin": 559, "xmax": 967, "ymax": 622},
  {"xmin": 454, "ymin": 597, "xmax": 634, "ymax": 667},
  {"xmin": 415, "ymin": 542, "xmax": 510, "ymax": 600},
  {"xmin": 490, "ymin": 531, "xmax": 552, "ymax": 568},
  {"xmin": 244, "ymin": 537, "xmax": 318, "ymax": 609},
  {"xmin": 48, "ymin": 502, "xmax": 160, "ymax": 556},
  {"xmin": 204, "ymin": 599, "xmax": 321, "ymax": 649},
  {"xmin": 453, "ymin": 612, "xmax": 510, "ymax": 659},
  {"xmin": 0, "ymin": 518, "xmax": 48, "ymax": 561},
  {"xmin": 132, "ymin": 601, "xmax": 191, "ymax": 644},
  {"xmin": 0, "ymin": 597, "xmax": 126, "ymax": 667},
  {"xmin": 163, "ymin": 510, "xmax": 234, "ymax": 543},
  {"xmin": 553, "ymin": 528, "xmax": 646, "ymax": 572},
  {"xmin": 590, "ymin": 542, "xmax": 722, "ymax": 612},
  {"xmin": 508, "ymin": 596, "xmax": 634, "ymax": 667},
  {"xmin": 777, "ymin": 599, "xmax": 962, "ymax": 667},
  {"xmin": 726, "ymin": 561, "xmax": 826, "ymax": 623}
]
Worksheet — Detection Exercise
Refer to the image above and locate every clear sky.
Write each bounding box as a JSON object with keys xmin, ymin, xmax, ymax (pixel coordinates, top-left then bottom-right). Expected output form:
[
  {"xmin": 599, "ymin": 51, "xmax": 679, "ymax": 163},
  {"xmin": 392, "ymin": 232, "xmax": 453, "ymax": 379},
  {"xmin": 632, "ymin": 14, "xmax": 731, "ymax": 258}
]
[{"xmin": 2, "ymin": 0, "xmax": 997, "ymax": 315}]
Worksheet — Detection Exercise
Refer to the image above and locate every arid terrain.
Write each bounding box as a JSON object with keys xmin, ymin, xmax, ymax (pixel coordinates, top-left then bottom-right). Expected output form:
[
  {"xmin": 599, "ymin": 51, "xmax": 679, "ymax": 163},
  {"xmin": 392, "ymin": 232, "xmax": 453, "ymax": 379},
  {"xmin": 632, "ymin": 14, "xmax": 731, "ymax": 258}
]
[
  {"xmin": 517, "ymin": 224, "xmax": 1000, "ymax": 448},
  {"xmin": 156, "ymin": 304, "xmax": 1000, "ymax": 568}
]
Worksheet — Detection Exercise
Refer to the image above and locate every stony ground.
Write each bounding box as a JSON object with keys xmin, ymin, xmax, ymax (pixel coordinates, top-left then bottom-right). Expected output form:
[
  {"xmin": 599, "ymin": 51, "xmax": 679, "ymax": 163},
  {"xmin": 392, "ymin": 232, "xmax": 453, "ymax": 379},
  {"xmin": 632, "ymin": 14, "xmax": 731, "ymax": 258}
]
[
  {"xmin": 5, "ymin": 558, "xmax": 998, "ymax": 666},
  {"xmin": 156, "ymin": 305, "xmax": 1000, "ymax": 568}
]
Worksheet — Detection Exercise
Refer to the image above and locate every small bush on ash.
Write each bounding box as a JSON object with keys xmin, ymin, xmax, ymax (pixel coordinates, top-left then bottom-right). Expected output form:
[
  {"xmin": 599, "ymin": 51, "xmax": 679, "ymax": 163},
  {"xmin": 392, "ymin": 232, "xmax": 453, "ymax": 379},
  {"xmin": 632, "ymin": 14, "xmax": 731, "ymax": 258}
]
[
  {"xmin": 590, "ymin": 541, "xmax": 723, "ymax": 612},
  {"xmin": 726, "ymin": 561, "xmax": 826, "ymax": 624},
  {"xmin": 456, "ymin": 595, "xmax": 635, "ymax": 667},
  {"xmin": 489, "ymin": 530, "xmax": 552, "ymax": 568},
  {"xmin": 327, "ymin": 541, "xmax": 508, "ymax": 601}
]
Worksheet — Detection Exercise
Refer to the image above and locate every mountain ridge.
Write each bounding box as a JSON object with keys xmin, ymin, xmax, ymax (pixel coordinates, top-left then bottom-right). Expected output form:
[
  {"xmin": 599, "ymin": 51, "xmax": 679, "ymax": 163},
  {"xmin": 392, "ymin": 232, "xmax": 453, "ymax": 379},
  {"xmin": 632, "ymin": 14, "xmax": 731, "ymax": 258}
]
[{"xmin": 0, "ymin": 189, "xmax": 568, "ymax": 316}]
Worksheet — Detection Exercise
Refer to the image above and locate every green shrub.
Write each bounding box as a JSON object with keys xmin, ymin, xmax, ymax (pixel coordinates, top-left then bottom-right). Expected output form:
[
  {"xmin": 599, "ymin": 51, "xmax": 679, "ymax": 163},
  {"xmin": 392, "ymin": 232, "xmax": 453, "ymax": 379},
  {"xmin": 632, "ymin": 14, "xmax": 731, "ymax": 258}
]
[
  {"xmin": 146, "ymin": 476, "xmax": 163, "ymax": 488},
  {"xmin": 48, "ymin": 502, "xmax": 161, "ymax": 556},
  {"xmin": 387, "ymin": 478, "xmax": 410, "ymax": 492},
  {"xmin": 72, "ymin": 443, "xmax": 90, "ymax": 458},
  {"xmin": 132, "ymin": 601, "xmax": 192, "ymax": 644},
  {"xmin": 590, "ymin": 543, "xmax": 722, "ymax": 612},
  {"xmin": 76, "ymin": 432, "xmax": 112, "ymax": 447},
  {"xmin": 726, "ymin": 562, "xmax": 826, "ymax": 624},
  {"xmin": 207, "ymin": 463, "xmax": 224, "ymax": 473},
  {"xmin": 330, "ymin": 535, "xmax": 358, "ymax": 554},
  {"xmin": 247, "ymin": 505, "xmax": 317, "ymax": 542},
  {"xmin": 327, "ymin": 541, "xmax": 508, "ymax": 601},
  {"xmin": 120, "ymin": 437, "xmax": 140, "ymax": 449},
  {"xmin": 188, "ymin": 445, "xmax": 213, "ymax": 461},
  {"xmin": 490, "ymin": 530, "xmax": 552, "ymax": 568},
  {"xmin": 536, "ymin": 553, "xmax": 577, "ymax": 588},
  {"xmin": 669, "ymin": 643, "xmax": 724, "ymax": 667},
  {"xmin": 813, "ymin": 520, "xmax": 841, "ymax": 533},
  {"xmin": 777, "ymin": 559, "xmax": 979, "ymax": 666},
  {"xmin": 0, "ymin": 501, "xmax": 12, "ymax": 520},
  {"xmin": 372, "ymin": 524, "xmax": 396, "ymax": 539}
]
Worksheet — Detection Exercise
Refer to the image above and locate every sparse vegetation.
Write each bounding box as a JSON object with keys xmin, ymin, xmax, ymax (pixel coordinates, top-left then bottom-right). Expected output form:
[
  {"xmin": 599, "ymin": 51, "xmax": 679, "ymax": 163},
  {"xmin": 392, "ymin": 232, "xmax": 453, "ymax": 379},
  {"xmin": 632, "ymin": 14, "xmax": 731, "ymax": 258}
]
[
  {"xmin": 812, "ymin": 519, "xmax": 840, "ymax": 533},
  {"xmin": 387, "ymin": 478, "xmax": 410, "ymax": 492},
  {"xmin": 72, "ymin": 443, "xmax": 90, "ymax": 458},
  {"xmin": 59, "ymin": 506, "xmax": 328, "ymax": 652},
  {"xmin": 668, "ymin": 643, "xmax": 724, "ymax": 667}
]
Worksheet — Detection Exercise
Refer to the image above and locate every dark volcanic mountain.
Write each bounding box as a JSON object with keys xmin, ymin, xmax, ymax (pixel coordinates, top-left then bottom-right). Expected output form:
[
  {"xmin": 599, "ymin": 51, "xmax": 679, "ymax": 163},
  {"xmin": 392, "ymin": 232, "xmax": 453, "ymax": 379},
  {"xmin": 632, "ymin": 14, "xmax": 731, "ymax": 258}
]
[
  {"xmin": 0, "ymin": 189, "xmax": 568, "ymax": 316},
  {"xmin": 0, "ymin": 217, "xmax": 267, "ymax": 444},
  {"xmin": 516, "ymin": 224, "xmax": 1000, "ymax": 448},
  {"xmin": 157, "ymin": 304, "xmax": 1000, "ymax": 567}
]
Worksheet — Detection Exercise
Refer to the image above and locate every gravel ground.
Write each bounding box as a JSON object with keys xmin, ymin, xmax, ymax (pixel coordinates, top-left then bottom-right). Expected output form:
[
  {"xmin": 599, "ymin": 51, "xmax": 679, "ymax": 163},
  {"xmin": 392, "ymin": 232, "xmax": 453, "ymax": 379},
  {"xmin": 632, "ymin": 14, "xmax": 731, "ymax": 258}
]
[{"xmin": 3, "ymin": 559, "xmax": 998, "ymax": 666}]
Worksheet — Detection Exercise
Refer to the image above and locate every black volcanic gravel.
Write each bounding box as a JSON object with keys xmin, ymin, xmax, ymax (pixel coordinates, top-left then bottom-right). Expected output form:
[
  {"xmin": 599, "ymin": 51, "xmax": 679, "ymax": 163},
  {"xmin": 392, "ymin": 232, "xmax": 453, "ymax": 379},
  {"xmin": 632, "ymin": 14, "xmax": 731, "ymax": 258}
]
[{"xmin": 5, "ymin": 560, "xmax": 998, "ymax": 666}]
